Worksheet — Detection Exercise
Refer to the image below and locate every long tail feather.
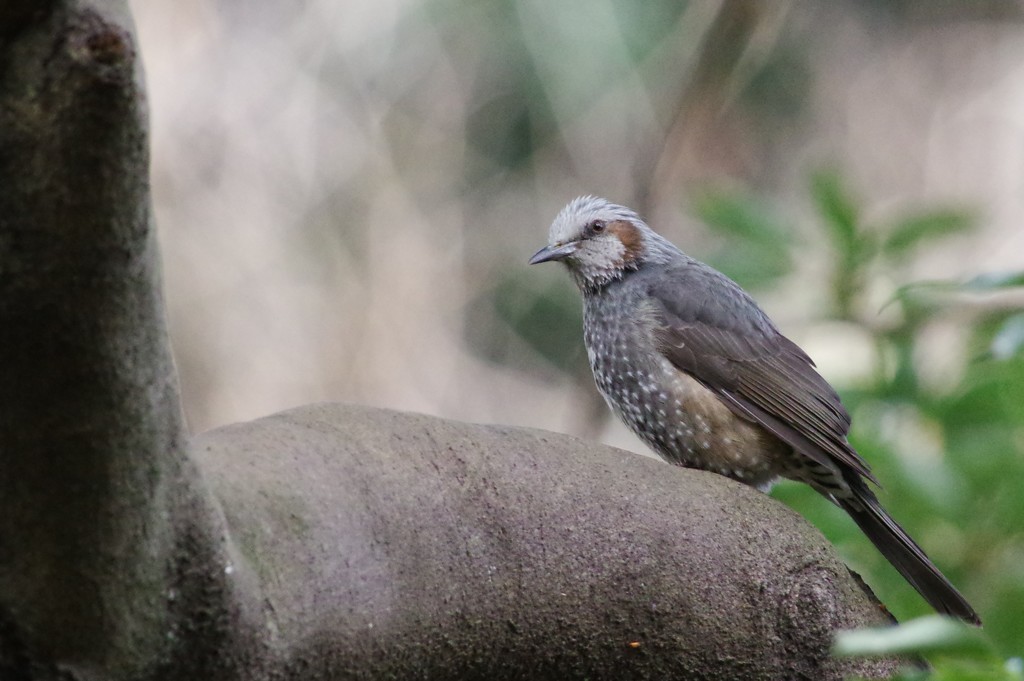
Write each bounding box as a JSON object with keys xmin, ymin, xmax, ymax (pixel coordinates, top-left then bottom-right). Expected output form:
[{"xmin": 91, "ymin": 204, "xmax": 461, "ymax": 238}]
[{"xmin": 838, "ymin": 485, "xmax": 980, "ymax": 625}]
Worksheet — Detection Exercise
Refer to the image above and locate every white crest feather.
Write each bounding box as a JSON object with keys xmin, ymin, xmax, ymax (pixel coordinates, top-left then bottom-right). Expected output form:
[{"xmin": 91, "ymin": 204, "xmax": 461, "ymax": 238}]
[{"xmin": 544, "ymin": 196, "xmax": 683, "ymax": 291}]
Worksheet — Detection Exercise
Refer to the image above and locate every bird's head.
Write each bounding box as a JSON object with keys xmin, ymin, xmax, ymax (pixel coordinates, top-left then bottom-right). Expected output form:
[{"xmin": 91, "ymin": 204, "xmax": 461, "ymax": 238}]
[{"xmin": 529, "ymin": 196, "xmax": 678, "ymax": 292}]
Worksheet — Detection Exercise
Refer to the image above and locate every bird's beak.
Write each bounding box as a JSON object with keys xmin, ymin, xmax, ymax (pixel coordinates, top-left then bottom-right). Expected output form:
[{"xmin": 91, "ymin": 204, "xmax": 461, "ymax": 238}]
[{"xmin": 528, "ymin": 241, "xmax": 579, "ymax": 265}]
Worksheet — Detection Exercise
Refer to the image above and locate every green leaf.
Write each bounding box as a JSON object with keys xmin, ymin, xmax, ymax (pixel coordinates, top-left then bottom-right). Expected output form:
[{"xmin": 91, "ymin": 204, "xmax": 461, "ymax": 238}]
[
  {"xmin": 963, "ymin": 272, "xmax": 1024, "ymax": 291},
  {"xmin": 990, "ymin": 313, "xmax": 1024, "ymax": 360},
  {"xmin": 464, "ymin": 270, "xmax": 588, "ymax": 381},
  {"xmin": 693, "ymin": 191, "xmax": 793, "ymax": 289},
  {"xmin": 706, "ymin": 244, "xmax": 791, "ymax": 290},
  {"xmin": 882, "ymin": 210, "xmax": 974, "ymax": 256},
  {"xmin": 883, "ymin": 272, "xmax": 1024, "ymax": 314},
  {"xmin": 811, "ymin": 169, "xmax": 859, "ymax": 250},
  {"xmin": 834, "ymin": 616, "xmax": 994, "ymax": 660},
  {"xmin": 692, "ymin": 191, "xmax": 789, "ymax": 244}
]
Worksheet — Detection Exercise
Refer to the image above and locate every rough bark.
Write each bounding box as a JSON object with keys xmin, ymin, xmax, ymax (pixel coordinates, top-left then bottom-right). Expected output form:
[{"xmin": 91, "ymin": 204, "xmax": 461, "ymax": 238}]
[
  {"xmin": 0, "ymin": 1, "xmax": 901, "ymax": 679},
  {"xmin": 1, "ymin": 0, "xmax": 185, "ymax": 676}
]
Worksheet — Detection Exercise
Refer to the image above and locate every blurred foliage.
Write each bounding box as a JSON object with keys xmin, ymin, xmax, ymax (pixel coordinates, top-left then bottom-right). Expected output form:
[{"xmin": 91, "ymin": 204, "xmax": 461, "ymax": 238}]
[
  {"xmin": 835, "ymin": 616, "xmax": 1023, "ymax": 680},
  {"xmin": 722, "ymin": 172, "xmax": 1024, "ymax": 659},
  {"xmin": 465, "ymin": 270, "xmax": 589, "ymax": 382},
  {"xmin": 811, "ymin": 169, "xmax": 975, "ymax": 319},
  {"xmin": 691, "ymin": 190, "xmax": 792, "ymax": 290}
]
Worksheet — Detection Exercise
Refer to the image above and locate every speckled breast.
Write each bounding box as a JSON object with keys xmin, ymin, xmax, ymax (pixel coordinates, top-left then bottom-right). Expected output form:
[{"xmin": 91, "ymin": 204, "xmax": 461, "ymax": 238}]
[{"xmin": 582, "ymin": 279, "xmax": 783, "ymax": 488}]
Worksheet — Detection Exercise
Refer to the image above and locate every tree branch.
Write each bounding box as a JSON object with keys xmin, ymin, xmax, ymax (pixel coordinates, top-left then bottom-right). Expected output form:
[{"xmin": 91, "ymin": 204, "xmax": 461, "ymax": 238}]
[
  {"xmin": 0, "ymin": 0, "xmax": 190, "ymax": 676},
  {"xmin": 196, "ymin": 403, "xmax": 902, "ymax": 679}
]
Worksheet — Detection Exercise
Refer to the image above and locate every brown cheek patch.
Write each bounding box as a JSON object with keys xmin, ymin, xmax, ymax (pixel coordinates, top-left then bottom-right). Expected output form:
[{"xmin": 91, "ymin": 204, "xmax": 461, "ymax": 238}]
[{"xmin": 608, "ymin": 220, "xmax": 643, "ymax": 264}]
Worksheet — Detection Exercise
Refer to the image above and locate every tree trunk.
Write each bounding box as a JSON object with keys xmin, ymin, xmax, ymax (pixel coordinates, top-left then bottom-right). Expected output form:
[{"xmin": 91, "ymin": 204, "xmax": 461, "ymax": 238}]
[{"xmin": 0, "ymin": 1, "xmax": 901, "ymax": 678}]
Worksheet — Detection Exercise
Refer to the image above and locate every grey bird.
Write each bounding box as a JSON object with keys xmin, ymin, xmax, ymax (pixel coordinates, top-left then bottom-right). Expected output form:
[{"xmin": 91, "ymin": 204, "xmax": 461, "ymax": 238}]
[{"xmin": 529, "ymin": 195, "xmax": 979, "ymax": 625}]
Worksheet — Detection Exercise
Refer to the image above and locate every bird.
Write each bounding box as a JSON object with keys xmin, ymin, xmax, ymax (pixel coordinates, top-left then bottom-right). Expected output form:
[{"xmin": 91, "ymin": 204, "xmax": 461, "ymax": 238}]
[{"xmin": 528, "ymin": 195, "xmax": 980, "ymax": 625}]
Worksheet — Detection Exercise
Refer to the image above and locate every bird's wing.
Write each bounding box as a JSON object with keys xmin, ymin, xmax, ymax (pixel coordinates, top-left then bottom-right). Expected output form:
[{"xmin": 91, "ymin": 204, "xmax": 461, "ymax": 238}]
[{"xmin": 645, "ymin": 265, "xmax": 876, "ymax": 484}]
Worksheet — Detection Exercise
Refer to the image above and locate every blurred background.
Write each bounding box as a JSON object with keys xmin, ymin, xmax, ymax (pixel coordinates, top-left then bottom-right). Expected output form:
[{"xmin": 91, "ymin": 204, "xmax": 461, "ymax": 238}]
[{"xmin": 133, "ymin": 0, "xmax": 1023, "ymax": 658}]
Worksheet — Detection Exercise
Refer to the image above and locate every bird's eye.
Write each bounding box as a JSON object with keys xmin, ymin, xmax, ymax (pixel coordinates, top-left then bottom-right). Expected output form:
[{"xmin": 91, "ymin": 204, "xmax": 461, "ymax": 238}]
[{"xmin": 588, "ymin": 220, "xmax": 606, "ymax": 234}]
